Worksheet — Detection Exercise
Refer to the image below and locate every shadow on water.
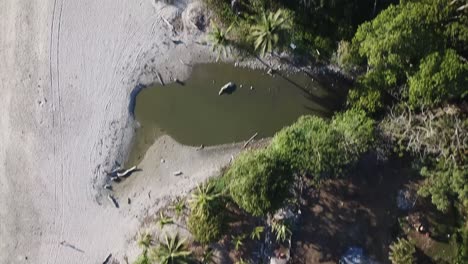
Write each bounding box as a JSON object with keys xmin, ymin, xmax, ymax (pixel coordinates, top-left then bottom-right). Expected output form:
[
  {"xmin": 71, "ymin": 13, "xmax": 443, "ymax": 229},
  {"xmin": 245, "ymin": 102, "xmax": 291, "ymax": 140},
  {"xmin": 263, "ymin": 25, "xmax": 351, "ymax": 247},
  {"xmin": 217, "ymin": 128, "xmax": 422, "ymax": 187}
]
[
  {"xmin": 126, "ymin": 63, "xmax": 348, "ymax": 165},
  {"xmin": 128, "ymin": 83, "xmax": 146, "ymax": 117}
]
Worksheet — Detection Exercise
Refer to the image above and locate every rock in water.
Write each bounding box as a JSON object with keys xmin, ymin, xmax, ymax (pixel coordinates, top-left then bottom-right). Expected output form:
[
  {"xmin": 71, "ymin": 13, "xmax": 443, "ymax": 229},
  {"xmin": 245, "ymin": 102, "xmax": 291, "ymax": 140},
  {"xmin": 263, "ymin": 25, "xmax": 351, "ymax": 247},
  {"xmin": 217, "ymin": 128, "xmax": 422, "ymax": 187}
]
[{"xmin": 218, "ymin": 82, "xmax": 236, "ymax": 95}]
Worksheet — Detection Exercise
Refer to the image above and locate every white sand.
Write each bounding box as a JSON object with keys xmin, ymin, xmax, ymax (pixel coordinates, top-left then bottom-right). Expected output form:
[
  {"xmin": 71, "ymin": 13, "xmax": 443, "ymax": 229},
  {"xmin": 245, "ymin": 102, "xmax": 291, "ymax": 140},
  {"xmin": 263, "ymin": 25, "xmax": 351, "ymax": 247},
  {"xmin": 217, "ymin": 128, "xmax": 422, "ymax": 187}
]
[{"xmin": 0, "ymin": 0, "xmax": 241, "ymax": 263}]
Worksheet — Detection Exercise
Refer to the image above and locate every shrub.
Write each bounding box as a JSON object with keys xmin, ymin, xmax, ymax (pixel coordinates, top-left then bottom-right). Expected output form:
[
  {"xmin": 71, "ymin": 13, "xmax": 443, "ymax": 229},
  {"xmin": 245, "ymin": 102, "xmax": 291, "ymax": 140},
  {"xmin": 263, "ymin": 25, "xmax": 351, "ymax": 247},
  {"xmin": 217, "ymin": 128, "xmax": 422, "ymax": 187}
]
[
  {"xmin": 270, "ymin": 110, "xmax": 374, "ymax": 179},
  {"xmin": 388, "ymin": 238, "xmax": 416, "ymax": 264},
  {"xmin": 331, "ymin": 108, "xmax": 375, "ymax": 164},
  {"xmin": 227, "ymin": 149, "xmax": 293, "ymax": 216},
  {"xmin": 409, "ymin": 49, "xmax": 468, "ymax": 108},
  {"xmin": 187, "ymin": 182, "xmax": 225, "ymax": 244},
  {"xmin": 188, "ymin": 208, "xmax": 224, "ymax": 244}
]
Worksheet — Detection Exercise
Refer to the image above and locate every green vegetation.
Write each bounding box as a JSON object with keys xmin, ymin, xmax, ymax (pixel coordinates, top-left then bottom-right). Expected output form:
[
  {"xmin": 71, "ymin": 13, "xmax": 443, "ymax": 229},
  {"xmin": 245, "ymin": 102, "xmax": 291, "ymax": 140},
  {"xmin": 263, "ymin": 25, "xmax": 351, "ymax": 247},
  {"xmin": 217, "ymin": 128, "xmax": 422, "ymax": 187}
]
[
  {"xmin": 208, "ymin": 22, "xmax": 234, "ymax": 60},
  {"xmin": 157, "ymin": 212, "xmax": 174, "ymax": 228},
  {"xmin": 171, "ymin": 198, "xmax": 186, "ymax": 218},
  {"xmin": 408, "ymin": 49, "xmax": 468, "ymax": 108},
  {"xmin": 348, "ymin": 0, "xmax": 467, "ymax": 111},
  {"xmin": 231, "ymin": 234, "xmax": 246, "ymax": 251},
  {"xmin": 249, "ymin": 9, "xmax": 292, "ymax": 56},
  {"xmin": 135, "ymin": 232, "xmax": 153, "ymax": 264},
  {"xmin": 227, "ymin": 149, "xmax": 292, "ymax": 216},
  {"xmin": 271, "ymin": 220, "xmax": 292, "ymax": 242},
  {"xmin": 250, "ymin": 226, "xmax": 264, "ymax": 240},
  {"xmin": 389, "ymin": 238, "xmax": 416, "ymax": 264},
  {"xmin": 270, "ymin": 109, "xmax": 374, "ymax": 180},
  {"xmin": 149, "ymin": 234, "xmax": 192, "ymax": 264},
  {"xmin": 187, "ymin": 183, "xmax": 225, "ymax": 244},
  {"xmin": 186, "ymin": 0, "xmax": 467, "ymax": 262},
  {"xmin": 203, "ymin": 0, "xmax": 384, "ymax": 58}
]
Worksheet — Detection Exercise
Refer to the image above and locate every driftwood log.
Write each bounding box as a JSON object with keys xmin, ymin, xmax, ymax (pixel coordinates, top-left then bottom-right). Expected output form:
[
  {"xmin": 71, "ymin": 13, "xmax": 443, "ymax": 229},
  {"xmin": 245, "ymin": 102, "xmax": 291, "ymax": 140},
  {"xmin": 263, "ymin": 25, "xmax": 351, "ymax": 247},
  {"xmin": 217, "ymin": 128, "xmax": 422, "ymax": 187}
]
[
  {"xmin": 107, "ymin": 195, "xmax": 119, "ymax": 208},
  {"xmin": 116, "ymin": 166, "xmax": 137, "ymax": 178},
  {"xmin": 103, "ymin": 253, "xmax": 112, "ymax": 264},
  {"xmin": 243, "ymin": 132, "xmax": 258, "ymax": 148}
]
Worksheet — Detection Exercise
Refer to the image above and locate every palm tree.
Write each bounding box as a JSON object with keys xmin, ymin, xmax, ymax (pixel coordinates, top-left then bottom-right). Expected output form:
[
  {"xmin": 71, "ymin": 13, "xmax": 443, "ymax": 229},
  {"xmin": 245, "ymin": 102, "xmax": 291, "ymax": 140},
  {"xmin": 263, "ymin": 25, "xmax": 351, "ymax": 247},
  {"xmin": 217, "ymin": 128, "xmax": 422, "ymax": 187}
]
[
  {"xmin": 188, "ymin": 182, "xmax": 221, "ymax": 214},
  {"xmin": 150, "ymin": 233, "xmax": 192, "ymax": 264},
  {"xmin": 208, "ymin": 22, "xmax": 235, "ymax": 61},
  {"xmin": 250, "ymin": 9, "xmax": 291, "ymax": 57},
  {"xmin": 389, "ymin": 238, "xmax": 416, "ymax": 264}
]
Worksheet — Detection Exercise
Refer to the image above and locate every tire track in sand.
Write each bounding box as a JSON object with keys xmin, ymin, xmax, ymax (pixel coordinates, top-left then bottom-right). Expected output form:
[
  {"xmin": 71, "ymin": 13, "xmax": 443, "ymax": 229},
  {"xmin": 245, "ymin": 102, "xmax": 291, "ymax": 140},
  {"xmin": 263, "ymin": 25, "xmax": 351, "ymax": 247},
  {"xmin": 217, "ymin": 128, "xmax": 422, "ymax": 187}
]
[
  {"xmin": 48, "ymin": 0, "xmax": 66, "ymax": 262},
  {"xmin": 47, "ymin": 0, "xmax": 58, "ymax": 262}
]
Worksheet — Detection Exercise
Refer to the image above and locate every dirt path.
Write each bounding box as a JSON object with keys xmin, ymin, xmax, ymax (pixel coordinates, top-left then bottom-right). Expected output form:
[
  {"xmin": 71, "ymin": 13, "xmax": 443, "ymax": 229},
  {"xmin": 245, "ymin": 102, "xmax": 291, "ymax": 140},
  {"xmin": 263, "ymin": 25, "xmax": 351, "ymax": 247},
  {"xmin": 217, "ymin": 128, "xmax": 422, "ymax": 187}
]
[{"xmin": 0, "ymin": 0, "xmax": 231, "ymax": 263}]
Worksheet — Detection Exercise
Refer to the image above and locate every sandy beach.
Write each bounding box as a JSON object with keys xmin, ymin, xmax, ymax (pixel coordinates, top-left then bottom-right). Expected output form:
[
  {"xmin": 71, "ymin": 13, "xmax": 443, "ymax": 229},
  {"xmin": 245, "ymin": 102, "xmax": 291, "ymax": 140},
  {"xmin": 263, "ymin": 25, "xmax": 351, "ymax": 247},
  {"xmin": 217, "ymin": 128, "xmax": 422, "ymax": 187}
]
[{"xmin": 0, "ymin": 0, "xmax": 241, "ymax": 263}]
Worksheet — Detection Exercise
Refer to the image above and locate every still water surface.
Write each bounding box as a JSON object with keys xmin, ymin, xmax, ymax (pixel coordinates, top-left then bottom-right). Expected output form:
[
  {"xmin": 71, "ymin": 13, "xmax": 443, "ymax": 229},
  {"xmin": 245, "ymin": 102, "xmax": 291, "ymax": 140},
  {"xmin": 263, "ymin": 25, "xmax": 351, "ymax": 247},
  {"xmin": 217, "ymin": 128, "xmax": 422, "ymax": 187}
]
[{"xmin": 128, "ymin": 63, "xmax": 344, "ymax": 164}]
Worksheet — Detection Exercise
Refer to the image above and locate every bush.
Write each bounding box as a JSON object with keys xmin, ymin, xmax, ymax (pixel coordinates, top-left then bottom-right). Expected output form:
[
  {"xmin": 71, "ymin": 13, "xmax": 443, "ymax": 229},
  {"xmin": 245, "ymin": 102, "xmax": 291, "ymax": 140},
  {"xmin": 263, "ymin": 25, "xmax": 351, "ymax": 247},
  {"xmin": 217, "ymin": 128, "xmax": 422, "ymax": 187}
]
[
  {"xmin": 389, "ymin": 238, "xmax": 416, "ymax": 264},
  {"xmin": 409, "ymin": 49, "xmax": 468, "ymax": 108},
  {"xmin": 331, "ymin": 108, "xmax": 375, "ymax": 163},
  {"xmin": 270, "ymin": 110, "xmax": 374, "ymax": 179},
  {"xmin": 227, "ymin": 149, "xmax": 293, "ymax": 216},
  {"xmin": 270, "ymin": 115, "xmax": 329, "ymax": 174},
  {"xmin": 187, "ymin": 182, "xmax": 226, "ymax": 244},
  {"xmin": 188, "ymin": 207, "xmax": 224, "ymax": 244}
]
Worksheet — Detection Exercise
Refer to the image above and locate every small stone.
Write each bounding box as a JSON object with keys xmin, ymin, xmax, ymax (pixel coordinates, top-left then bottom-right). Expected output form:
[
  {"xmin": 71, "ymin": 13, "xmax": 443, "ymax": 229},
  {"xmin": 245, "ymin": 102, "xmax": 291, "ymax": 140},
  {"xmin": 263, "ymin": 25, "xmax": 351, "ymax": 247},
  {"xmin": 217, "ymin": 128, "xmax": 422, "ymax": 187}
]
[
  {"xmin": 250, "ymin": 86, "xmax": 253, "ymax": 90},
  {"xmin": 161, "ymin": 159, "xmax": 165, "ymax": 163}
]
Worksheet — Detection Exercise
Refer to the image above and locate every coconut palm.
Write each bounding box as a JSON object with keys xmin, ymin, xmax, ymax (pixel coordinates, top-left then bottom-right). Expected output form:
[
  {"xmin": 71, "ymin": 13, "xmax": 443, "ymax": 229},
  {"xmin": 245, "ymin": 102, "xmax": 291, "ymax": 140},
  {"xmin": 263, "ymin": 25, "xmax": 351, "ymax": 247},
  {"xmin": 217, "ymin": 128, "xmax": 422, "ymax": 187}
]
[
  {"xmin": 208, "ymin": 22, "xmax": 235, "ymax": 61},
  {"xmin": 150, "ymin": 233, "xmax": 192, "ymax": 264},
  {"xmin": 250, "ymin": 9, "xmax": 291, "ymax": 57},
  {"xmin": 189, "ymin": 182, "xmax": 221, "ymax": 214}
]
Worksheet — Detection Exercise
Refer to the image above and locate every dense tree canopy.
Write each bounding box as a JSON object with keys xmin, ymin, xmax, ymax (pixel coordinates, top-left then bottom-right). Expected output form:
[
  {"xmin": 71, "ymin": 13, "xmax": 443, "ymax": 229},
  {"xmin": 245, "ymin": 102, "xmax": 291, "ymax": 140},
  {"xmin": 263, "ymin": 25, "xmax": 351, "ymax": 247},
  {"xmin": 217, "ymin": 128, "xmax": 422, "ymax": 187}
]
[
  {"xmin": 270, "ymin": 109, "xmax": 374, "ymax": 179},
  {"xmin": 408, "ymin": 49, "xmax": 468, "ymax": 108},
  {"xmin": 348, "ymin": 0, "xmax": 468, "ymax": 111}
]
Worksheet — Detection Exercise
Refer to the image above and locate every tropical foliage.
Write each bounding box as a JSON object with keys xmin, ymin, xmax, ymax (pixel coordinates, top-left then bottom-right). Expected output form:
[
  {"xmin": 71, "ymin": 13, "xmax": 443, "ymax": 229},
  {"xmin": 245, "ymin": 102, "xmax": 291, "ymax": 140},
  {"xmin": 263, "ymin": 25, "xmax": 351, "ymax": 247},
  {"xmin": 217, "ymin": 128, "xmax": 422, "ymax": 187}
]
[
  {"xmin": 227, "ymin": 149, "xmax": 293, "ymax": 216},
  {"xmin": 187, "ymin": 182, "xmax": 225, "ymax": 244},
  {"xmin": 271, "ymin": 220, "xmax": 292, "ymax": 242},
  {"xmin": 150, "ymin": 234, "xmax": 192, "ymax": 264},
  {"xmin": 208, "ymin": 22, "xmax": 234, "ymax": 60},
  {"xmin": 388, "ymin": 238, "xmax": 416, "ymax": 264},
  {"xmin": 249, "ymin": 9, "xmax": 292, "ymax": 56}
]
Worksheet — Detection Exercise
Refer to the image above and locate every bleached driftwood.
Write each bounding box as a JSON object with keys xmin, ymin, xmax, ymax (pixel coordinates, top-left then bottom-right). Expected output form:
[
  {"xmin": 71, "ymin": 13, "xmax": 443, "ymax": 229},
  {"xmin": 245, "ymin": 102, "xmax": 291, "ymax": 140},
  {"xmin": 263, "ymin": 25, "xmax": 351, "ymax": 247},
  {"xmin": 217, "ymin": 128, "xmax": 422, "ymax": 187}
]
[
  {"xmin": 107, "ymin": 195, "xmax": 119, "ymax": 208},
  {"xmin": 102, "ymin": 253, "xmax": 112, "ymax": 264},
  {"xmin": 243, "ymin": 132, "xmax": 258, "ymax": 148},
  {"xmin": 117, "ymin": 166, "xmax": 137, "ymax": 178}
]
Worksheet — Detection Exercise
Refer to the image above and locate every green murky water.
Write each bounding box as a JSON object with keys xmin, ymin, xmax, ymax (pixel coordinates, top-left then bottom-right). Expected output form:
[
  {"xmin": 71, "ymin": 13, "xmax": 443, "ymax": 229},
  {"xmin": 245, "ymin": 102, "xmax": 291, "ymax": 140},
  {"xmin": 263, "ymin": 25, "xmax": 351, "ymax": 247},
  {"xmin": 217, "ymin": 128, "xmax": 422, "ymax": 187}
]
[{"xmin": 128, "ymin": 63, "xmax": 344, "ymax": 164}]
